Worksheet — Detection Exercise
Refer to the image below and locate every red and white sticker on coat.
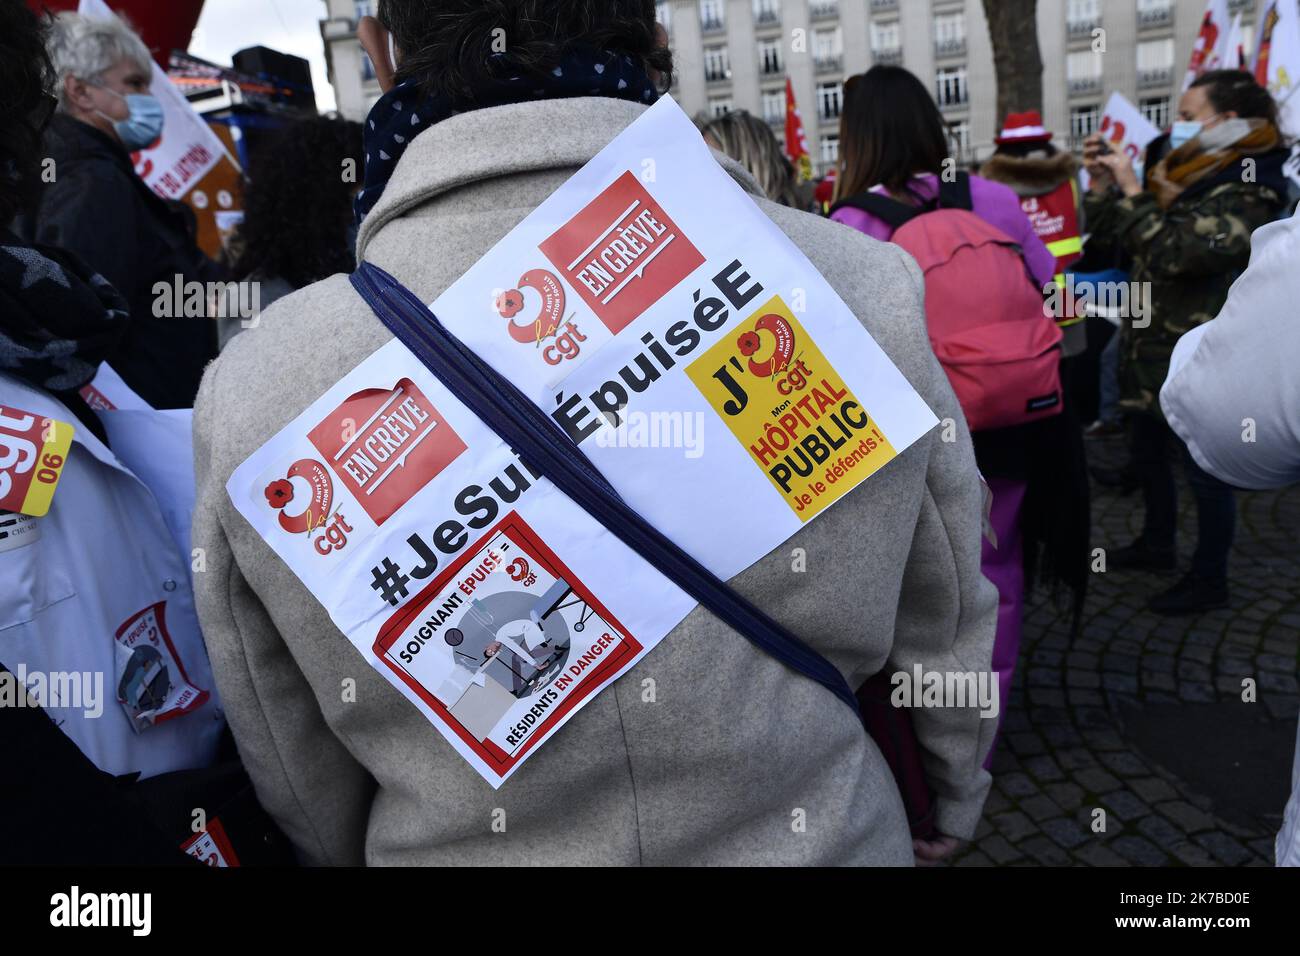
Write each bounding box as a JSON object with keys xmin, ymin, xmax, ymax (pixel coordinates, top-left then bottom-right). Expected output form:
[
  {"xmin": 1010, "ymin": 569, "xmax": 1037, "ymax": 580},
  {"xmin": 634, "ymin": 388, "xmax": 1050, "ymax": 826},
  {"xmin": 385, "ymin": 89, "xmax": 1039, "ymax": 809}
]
[
  {"xmin": 114, "ymin": 602, "xmax": 209, "ymax": 733},
  {"xmin": 373, "ymin": 512, "xmax": 642, "ymax": 780},
  {"xmin": 539, "ymin": 170, "xmax": 704, "ymax": 335},
  {"xmin": 258, "ymin": 378, "xmax": 468, "ymax": 561},
  {"xmin": 181, "ymin": 817, "xmax": 240, "ymax": 867}
]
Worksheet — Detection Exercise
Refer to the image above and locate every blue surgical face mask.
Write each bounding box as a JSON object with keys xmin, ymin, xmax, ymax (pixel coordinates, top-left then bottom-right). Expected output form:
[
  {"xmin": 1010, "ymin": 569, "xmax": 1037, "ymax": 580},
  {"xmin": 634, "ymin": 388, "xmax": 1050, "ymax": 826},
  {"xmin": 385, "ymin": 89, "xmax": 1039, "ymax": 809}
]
[
  {"xmin": 1169, "ymin": 121, "xmax": 1202, "ymax": 150},
  {"xmin": 96, "ymin": 88, "xmax": 165, "ymax": 152}
]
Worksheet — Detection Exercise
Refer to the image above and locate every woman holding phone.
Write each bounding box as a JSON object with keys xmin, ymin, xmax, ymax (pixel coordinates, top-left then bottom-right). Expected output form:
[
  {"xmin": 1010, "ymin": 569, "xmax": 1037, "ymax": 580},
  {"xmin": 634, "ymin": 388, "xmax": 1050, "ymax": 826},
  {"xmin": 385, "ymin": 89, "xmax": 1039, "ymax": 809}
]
[{"xmin": 1082, "ymin": 69, "xmax": 1291, "ymax": 615}]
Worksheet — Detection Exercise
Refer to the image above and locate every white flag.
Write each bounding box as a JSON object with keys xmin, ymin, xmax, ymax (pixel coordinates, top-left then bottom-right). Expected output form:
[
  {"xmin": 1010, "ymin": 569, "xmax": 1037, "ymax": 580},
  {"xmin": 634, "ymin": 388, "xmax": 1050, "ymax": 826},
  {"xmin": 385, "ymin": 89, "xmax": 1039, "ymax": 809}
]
[
  {"xmin": 1207, "ymin": 12, "xmax": 1246, "ymax": 71},
  {"xmin": 77, "ymin": 0, "xmax": 235, "ymax": 200},
  {"xmin": 1252, "ymin": 0, "xmax": 1300, "ymax": 137},
  {"xmin": 1183, "ymin": 0, "xmax": 1232, "ymax": 91}
]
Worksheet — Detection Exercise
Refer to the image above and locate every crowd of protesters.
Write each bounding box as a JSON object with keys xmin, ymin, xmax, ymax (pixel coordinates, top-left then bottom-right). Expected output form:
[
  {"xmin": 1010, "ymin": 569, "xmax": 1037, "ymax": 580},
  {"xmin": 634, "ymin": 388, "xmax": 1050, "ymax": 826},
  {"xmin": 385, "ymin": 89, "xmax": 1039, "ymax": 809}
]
[{"xmin": 0, "ymin": 0, "xmax": 1297, "ymax": 868}]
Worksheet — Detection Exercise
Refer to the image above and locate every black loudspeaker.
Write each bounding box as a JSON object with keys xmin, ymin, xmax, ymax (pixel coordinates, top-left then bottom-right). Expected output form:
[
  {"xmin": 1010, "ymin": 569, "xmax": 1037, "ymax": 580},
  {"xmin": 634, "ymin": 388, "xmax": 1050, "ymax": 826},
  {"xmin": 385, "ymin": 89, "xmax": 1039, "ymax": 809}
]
[{"xmin": 232, "ymin": 45, "xmax": 316, "ymax": 111}]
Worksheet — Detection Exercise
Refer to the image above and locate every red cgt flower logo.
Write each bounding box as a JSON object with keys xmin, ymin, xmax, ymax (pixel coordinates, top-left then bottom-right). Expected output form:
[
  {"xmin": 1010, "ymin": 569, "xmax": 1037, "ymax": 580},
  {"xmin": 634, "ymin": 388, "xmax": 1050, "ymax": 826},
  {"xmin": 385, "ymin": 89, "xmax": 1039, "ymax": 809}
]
[
  {"xmin": 264, "ymin": 478, "xmax": 294, "ymax": 510},
  {"xmin": 496, "ymin": 289, "xmax": 524, "ymax": 319}
]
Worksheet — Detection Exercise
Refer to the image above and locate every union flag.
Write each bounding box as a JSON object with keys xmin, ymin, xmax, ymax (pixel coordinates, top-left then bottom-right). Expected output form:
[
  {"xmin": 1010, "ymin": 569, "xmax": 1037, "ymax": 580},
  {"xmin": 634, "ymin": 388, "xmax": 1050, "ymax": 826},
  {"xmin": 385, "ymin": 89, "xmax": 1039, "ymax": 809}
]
[{"xmin": 784, "ymin": 77, "xmax": 813, "ymax": 182}]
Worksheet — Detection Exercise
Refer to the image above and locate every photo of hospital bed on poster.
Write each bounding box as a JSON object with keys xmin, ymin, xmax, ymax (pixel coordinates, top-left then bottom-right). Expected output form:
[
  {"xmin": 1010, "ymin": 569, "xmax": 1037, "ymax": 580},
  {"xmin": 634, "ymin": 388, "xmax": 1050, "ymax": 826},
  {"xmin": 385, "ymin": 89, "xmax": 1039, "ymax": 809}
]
[{"xmin": 373, "ymin": 514, "xmax": 642, "ymax": 774}]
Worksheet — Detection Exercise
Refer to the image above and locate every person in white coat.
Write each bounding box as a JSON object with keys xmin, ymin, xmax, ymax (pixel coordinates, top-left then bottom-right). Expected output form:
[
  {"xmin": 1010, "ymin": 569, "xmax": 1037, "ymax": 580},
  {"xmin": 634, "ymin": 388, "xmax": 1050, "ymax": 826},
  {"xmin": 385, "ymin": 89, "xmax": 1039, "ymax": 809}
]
[
  {"xmin": 0, "ymin": 0, "xmax": 233, "ymax": 864},
  {"xmin": 1161, "ymin": 205, "xmax": 1300, "ymax": 867}
]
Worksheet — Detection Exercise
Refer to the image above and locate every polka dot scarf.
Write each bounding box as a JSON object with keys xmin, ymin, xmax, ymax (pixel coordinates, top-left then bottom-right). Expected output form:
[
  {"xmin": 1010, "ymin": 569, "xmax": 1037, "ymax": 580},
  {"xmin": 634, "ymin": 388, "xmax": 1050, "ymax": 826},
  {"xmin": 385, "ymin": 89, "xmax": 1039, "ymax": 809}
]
[{"xmin": 354, "ymin": 48, "xmax": 660, "ymax": 224}]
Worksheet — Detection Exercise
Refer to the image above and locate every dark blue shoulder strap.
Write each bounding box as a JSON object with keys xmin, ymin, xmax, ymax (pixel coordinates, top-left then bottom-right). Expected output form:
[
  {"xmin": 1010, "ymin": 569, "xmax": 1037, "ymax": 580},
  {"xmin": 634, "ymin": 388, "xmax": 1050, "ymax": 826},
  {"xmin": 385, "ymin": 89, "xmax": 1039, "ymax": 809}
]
[{"xmin": 349, "ymin": 262, "xmax": 860, "ymax": 717}]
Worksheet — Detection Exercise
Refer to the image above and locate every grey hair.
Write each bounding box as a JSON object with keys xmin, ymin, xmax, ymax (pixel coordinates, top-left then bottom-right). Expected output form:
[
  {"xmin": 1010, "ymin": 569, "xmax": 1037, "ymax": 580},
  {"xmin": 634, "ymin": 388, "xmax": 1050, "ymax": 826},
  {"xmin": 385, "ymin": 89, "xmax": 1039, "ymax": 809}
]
[{"xmin": 47, "ymin": 12, "xmax": 152, "ymax": 110}]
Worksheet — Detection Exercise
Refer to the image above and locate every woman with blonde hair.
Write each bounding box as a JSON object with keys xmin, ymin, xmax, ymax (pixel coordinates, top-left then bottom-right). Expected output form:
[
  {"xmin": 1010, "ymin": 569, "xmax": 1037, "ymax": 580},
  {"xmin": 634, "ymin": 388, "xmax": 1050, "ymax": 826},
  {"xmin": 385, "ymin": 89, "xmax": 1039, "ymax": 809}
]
[{"xmin": 700, "ymin": 109, "xmax": 800, "ymax": 206}]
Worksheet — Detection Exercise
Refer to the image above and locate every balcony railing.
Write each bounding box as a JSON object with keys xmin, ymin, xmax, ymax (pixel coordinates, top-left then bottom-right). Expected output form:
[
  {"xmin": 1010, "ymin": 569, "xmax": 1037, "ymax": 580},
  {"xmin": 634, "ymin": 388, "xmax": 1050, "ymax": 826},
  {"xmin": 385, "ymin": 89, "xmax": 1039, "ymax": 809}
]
[
  {"xmin": 1067, "ymin": 17, "xmax": 1101, "ymax": 38},
  {"xmin": 1068, "ymin": 76, "xmax": 1103, "ymax": 96},
  {"xmin": 705, "ymin": 67, "xmax": 732, "ymax": 83},
  {"xmin": 760, "ymin": 58, "xmax": 784, "ymax": 76},
  {"xmin": 701, "ymin": 15, "xmax": 725, "ymax": 34},
  {"xmin": 810, "ymin": 1, "xmax": 839, "ymax": 21},
  {"xmin": 935, "ymin": 37, "xmax": 967, "ymax": 58},
  {"xmin": 1137, "ymin": 4, "xmax": 1173, "ymax": 29},
  {"xmin": 754, "ymin": 7, "xmax": 781, "ymax": 27},
  {"xmin": 937, "ymin": 93, "xmax": 969, "ymax": 110},
  {"xmin": 321, "ymin": 17, "xmax": 354, "ymax": 41},
  {"xmin": 1229, "ymin": 0, "xmax": 1254, "ymax": 14},
  {"xmin": 815, "ymin": 54, "xmax": 843, "ymax": 73},
  {"xmin": 870, "ymin": 0, "xmax": 898, "ymax": 10},
  {"xmin": 873, "ymin": 47, "xmax": 903, "ymax": 66},
  {"xmin": 1138, "ymin": 66, "xmax": 1173, "ymax": 88}
]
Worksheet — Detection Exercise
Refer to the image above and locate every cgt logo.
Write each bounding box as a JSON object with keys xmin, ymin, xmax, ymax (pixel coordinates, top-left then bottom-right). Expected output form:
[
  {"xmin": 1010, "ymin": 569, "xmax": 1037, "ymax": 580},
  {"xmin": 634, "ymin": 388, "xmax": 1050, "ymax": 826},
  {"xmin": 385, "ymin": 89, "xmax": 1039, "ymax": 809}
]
[
  {"xmin": 264, "ymin": 459, "xmax": 354, "ymax": 556},
  {"xmin": 540, "ymin": 170, "xmax": 704, "ymax": 335},
  {"xmin": 738, "ymin": 312, "xmax": 796, "ymax": 378},
  {"xmin": 495, "ymin": 269, "xmax": 588, "ymax": 366}
]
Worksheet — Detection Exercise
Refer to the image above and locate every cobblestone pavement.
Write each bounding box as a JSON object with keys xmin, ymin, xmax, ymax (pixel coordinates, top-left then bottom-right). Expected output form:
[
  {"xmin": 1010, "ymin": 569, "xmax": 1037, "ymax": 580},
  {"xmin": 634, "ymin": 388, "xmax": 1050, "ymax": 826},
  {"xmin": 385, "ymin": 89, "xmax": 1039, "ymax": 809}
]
[{"xmin": 955, "ymin": 436, "xmax": 1300, "ymax": 866}]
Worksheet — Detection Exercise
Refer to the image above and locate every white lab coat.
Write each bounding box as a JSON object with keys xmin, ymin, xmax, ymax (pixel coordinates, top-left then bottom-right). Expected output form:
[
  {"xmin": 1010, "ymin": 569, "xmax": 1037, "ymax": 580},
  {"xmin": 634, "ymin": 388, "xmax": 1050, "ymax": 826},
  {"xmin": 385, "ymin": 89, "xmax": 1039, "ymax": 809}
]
[
  {"xmin": 1160, "ymin": 207, "xmax": 1300, "ymax": 867},
  {"xmin": 0, "ymin": 373, "xmax": 223, "ymax": 779},
  {"xmin": 1162, "ymin": 209, "xmax": 1300, "ymax": 491}
]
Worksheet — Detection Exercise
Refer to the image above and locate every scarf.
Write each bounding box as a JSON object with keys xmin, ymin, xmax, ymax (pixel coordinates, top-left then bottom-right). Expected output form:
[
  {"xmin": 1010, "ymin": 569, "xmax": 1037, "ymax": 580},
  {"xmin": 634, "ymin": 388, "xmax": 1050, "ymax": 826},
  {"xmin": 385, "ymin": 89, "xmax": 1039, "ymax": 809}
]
[
  {"xmin": 0, "ymin": 233, "xmax": 129, "ymax": 445},
  {"xmin": 1148, "ymin": 118, "xmax": 1282, "ymax": 208},
  {"xmin": 355, "ymin": 48, "xmax": 660, "ymax": 223}
]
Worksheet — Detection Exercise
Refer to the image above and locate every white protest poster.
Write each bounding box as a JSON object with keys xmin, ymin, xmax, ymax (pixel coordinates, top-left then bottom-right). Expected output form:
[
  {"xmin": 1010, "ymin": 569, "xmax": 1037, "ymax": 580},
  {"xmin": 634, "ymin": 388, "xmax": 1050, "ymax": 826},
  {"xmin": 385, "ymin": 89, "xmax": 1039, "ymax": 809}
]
[
  {"xmin": 228, "ymin": 97, "xmax": 938, "ymax": 787},
  {"xmin": 1085, "ymin": 91, "xmax": 1163, "ymax": 190},
  {"xmin": 426, "ymin": 97, "xmax": 937, "ymax": 571},
  {"xmin": 79, "ymin": 0, "xmax": 232, "ymax": 199},
  {"xmin": 1097, "ymin": 92, "xmax": 1162, "ymax": 163}
]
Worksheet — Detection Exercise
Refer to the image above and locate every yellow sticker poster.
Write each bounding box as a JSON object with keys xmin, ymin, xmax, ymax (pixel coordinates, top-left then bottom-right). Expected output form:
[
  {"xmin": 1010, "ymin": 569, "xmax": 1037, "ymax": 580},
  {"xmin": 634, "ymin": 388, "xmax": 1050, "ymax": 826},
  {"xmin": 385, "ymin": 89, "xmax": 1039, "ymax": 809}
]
[
  {"xmin": 686, "ymin": 296, "xmax": 898, "ymax": 521},
  {"xmin": 0, "ymin": 408, "xmax": 74, "ymax": 518}
]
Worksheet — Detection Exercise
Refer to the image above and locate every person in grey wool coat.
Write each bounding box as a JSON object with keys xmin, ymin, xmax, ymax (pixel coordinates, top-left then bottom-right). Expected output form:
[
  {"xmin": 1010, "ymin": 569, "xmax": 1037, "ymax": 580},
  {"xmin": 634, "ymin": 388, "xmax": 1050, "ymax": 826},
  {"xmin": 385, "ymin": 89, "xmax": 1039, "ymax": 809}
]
[{"xmin": 189, "ymin": 0, "xmax": 998, "ymax": 867}]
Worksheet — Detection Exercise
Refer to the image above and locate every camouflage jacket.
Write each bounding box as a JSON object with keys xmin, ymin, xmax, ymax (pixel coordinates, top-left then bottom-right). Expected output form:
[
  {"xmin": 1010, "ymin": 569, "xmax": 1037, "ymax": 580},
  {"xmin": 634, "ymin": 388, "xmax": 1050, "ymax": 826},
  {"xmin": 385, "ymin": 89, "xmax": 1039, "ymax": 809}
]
[{"xmin": 1083, "ymin": 166, "xmax": 1287, "ymax": 416}]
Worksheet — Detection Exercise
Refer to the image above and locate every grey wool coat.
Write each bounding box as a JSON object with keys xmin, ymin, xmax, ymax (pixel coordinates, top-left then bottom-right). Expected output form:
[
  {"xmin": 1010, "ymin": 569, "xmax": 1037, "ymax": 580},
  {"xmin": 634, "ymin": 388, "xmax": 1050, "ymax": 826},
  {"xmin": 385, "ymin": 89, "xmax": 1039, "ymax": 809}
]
[{"xmin": 191, "ymin": 97, "xmax": 998, "ymax": 866}]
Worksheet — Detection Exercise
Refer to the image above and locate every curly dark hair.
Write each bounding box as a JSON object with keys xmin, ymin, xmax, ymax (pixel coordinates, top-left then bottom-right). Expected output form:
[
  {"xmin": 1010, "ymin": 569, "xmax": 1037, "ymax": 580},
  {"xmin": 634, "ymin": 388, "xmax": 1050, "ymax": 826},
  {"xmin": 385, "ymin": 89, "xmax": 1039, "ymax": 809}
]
[
  {"xmin": 234, "ymin": 116, "xmax": 364, "ymax": 289},
  {"xmin": 0, "ymin": 0, "xmax": 55, "ymax": 226},
  {"xmin": 376, "ymin": 0, "xmax": 671, "ymax": 100}
]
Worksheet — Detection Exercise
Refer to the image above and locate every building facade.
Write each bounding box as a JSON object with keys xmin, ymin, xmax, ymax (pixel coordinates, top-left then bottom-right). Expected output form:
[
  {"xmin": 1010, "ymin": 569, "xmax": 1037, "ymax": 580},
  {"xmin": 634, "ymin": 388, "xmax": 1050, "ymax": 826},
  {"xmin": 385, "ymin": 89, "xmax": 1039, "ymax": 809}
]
[
  {"xmin": 320, "ymin": 0, "xmax": 382, "ymax": 122},
  {"xmin": 663, "ymin": 0, "xmax": 1262, "ymax": 174},
  {"xmin": 319, "ymin": 0, "xmax": 1262, "ymax": 174}
]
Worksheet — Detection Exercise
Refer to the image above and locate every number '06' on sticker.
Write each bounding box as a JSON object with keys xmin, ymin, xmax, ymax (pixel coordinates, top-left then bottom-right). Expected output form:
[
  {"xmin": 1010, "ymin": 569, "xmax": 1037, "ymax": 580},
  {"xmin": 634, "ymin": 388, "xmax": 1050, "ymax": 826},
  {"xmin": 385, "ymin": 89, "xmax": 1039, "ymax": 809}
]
[{"xmin": 0, "ymin": 407, "xmax": 73, "ymax": 518}]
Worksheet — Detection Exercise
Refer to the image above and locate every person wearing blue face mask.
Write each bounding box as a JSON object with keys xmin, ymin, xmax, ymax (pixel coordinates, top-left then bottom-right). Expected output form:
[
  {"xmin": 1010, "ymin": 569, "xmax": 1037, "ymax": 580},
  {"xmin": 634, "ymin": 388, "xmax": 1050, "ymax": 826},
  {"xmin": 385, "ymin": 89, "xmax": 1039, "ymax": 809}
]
[
  {"xmin": 89, "ymin": 85, "xmax": 165, "ymax": 153},
  {"xmin": 1079, "ymin": 70, "xmax": 1292, "ymax": 616},
  {"xmin": 20, "ymin": 12, "xmax": 224, "ymax": 411}
]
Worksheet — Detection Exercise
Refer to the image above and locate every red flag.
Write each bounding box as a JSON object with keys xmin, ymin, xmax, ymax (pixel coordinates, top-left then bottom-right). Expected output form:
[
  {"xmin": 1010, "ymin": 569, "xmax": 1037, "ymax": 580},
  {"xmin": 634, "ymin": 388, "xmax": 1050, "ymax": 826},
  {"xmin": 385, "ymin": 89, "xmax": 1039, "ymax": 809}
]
[
  {"xmin": 31, "ymin": 0, "xmax": 207, "ymax": 67},
  {"xmin": 784, "ymin": 77, "xmax": 813, "ymax": 182}
]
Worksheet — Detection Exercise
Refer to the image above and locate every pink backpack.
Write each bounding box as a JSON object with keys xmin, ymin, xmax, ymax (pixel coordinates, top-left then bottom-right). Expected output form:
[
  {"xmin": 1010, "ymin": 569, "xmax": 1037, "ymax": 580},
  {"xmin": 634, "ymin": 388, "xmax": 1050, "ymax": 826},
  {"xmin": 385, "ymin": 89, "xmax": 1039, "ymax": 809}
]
[{"xmin": 833, "ymin": 174, "xmax": 1063, "ymax": 432}]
